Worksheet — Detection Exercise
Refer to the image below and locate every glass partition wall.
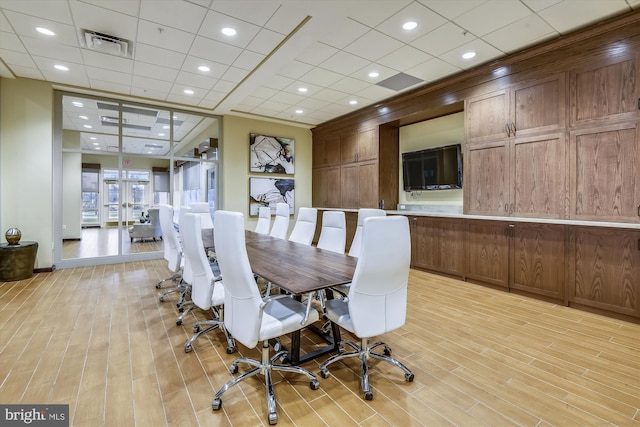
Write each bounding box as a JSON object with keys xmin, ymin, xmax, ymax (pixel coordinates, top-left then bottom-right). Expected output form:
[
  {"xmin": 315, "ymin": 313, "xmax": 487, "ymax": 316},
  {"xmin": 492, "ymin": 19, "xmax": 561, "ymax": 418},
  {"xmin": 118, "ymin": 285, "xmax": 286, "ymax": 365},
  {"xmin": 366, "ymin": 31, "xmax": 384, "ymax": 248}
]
[{"xmin": 54, "ymin": 92, "xmax": 220, "ymax": 267}]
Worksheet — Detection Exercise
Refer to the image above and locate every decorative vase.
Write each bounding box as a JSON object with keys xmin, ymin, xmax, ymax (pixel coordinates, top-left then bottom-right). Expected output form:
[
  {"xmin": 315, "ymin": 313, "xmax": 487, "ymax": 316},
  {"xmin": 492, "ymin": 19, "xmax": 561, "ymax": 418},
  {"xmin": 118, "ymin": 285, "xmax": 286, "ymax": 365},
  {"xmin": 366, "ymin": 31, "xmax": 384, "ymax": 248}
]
[{"xmin": 5, "ymin": 227, "xmax": 22, "ymax": 245}]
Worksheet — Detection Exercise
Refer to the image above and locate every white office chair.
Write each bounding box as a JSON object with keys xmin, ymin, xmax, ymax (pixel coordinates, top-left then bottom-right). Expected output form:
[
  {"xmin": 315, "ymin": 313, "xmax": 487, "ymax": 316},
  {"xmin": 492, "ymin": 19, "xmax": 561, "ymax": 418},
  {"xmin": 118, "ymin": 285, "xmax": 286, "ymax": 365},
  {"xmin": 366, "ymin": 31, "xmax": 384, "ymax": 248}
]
[
  {"xmin": 255, "ymin": 206, "xmax": 271, "ymax": 235},
  {"xmin": 269, "ymin": 202, "xmax": 290, "ymax": 239},
  {"xmin": 288, "ymin": 207, "xmax": 317, "ymax": 245},
  {"xmin": 211, "ymin": 210, "xmax": 320, "ymax": 425},
  {"xmin": 319, "ymin": 216, "xmax": 414, "ymax": 400},
  {"xmin": 348, "ymin": 208, "xmax": 386, "ymax": 257},
  {"xmin": 189, "ymin": 201, "xmax": 215, "ymax": 250},
  {"xmin": 181, "ymin": 213, "xmax": 235, "ymax": 354},
  {"xmin": 316, "ymin": 210, "xmax": 346, "ymax": 254},
  {"xmin": 156, "ymin": 204, "xmax": 186, "ymax": 302},
  {"xmin": 175, "ymin": 206, "xmax": 195, "ymax": 324}
]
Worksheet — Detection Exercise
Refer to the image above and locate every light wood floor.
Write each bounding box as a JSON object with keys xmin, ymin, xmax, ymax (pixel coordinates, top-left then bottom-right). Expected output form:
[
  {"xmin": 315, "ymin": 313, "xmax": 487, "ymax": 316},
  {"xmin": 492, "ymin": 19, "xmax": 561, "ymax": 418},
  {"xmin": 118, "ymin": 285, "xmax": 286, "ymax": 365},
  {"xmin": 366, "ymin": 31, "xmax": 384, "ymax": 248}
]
[
  {"xmin": 62, "ymin": 227, "xmax": 162, "ymax": 259},
  {"xmin": 1, "ymin": 263, "xmax": 639, "ymax": 426}
]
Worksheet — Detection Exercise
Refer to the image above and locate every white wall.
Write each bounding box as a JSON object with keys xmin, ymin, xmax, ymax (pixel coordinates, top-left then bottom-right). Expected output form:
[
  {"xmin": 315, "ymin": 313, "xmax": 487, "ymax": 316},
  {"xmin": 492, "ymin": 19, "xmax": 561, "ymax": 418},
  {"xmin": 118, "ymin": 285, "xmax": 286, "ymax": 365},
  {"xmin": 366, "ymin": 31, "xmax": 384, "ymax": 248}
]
[
  {"xmin": 399, "ymin": 112, "xmax": 464, "ymax": 206},
  {"xmin": 0, "ymin": 77, "xmax": 53, "ymax": 268}
]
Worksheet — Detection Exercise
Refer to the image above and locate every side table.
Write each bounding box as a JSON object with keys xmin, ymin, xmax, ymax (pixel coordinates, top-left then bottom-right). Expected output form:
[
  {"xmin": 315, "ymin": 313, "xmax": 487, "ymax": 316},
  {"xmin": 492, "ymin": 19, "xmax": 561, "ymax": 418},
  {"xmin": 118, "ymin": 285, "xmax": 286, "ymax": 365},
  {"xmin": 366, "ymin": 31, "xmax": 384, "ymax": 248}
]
[{"xmin": 0, "ymin": 241, "xmax": 38, "ymax": 281}]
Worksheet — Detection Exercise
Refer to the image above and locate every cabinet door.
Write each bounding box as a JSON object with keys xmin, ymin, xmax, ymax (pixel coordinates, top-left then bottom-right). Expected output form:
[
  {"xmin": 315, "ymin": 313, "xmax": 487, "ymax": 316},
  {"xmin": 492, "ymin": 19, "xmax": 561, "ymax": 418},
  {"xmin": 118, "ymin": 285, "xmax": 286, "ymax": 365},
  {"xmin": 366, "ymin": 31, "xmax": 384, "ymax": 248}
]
[
  {"xmin": 314, "ymin": 133, "xmax": 341, "ymax": 168},
  {"xmin": 569, "ymin": 122, "xmax": 640, "ymax": 223},
  {"xmin": 464, "ymin": 140, "xmax": 510, "ymax": 216},
  {"xmin": 410, "ymin": 216, "xmax": 436, "ymax": 270},
  {"xmin": 511, "ymin": 73, "xmax": 566, "ymax": 136},
  {"xmin": 358, "ymin": 161, "xmax": 378, "ymax": 208},
  {"xmin": 340, "ymin": 164, "xmax": 359, "ymax": 208},
  {"xmin": 570, "ymin": 55, "xmax": 640, "ymax": 127},
  {"xmin": 465, "ymin": 89, "xmax": 510, "ymax": 143},
  {"xmin": 511, "ymin": 132, "xmax": 567, "ymax": 219},
  {"xmin": 569, "ymin": 227, "xmax": 640, "ymax": 319},
  {"xmin": 510, "ymin": 223, "xmax": 566, "ymax": 302},
  {"xmin": 340, "ymin": 132, "xmax": 358, "ymax": 164},
  {"xmin": 312, "ymin": 166, "xmax": 340, "ymax": 208},
  {"xmin": 357, "ymin": 128, "xmax": 378, "ymax": 162},
  {"xmin": 465, "ymin": 220, "xmax": 510, "ymax": 288}
]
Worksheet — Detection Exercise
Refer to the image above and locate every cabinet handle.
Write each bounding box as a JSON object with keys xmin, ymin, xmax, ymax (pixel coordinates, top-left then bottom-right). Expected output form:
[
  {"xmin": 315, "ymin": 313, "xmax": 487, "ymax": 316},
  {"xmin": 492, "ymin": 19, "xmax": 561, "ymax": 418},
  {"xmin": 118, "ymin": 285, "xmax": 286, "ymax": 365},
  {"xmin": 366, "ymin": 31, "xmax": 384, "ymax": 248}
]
[
  {"xmin": 637, "ymin": 205, "xmax": 640, "ymax": 217},
  {"xmin": 505, "ymin": 123, "xmax": 511, "ymax": 137},
  {"xmin": 504, "ymin": 203, "xmax": 509, "ymax": 214},
  {"xmin": 509, "ymin": 203, "xmax": 514, "ymax": 215},
  {"xmin": 510, "ymin": 122, "xmax": 516, "ymax": 136}
]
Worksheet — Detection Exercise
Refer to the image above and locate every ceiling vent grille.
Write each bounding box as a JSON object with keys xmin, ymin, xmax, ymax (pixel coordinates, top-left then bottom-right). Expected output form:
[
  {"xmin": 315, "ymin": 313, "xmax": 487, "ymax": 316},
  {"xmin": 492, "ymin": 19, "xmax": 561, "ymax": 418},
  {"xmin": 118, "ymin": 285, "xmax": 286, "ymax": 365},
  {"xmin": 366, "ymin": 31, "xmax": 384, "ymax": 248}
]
[{"xmin": 82, "ymin": 30, "xmax": 132, "ymax": 58}]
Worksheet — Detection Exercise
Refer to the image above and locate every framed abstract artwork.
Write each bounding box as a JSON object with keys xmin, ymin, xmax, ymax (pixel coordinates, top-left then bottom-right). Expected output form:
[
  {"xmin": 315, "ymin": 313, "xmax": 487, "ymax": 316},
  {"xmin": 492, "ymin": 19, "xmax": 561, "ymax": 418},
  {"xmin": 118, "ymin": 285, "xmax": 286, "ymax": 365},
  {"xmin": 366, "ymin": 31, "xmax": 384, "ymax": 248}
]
[
  {"xmin": 249, "ymin": 133, "xmax": 295, "ymax": 174},
  {"xmin": 249, "ymin": 177, "xmax": 294, "ymax": 216}
]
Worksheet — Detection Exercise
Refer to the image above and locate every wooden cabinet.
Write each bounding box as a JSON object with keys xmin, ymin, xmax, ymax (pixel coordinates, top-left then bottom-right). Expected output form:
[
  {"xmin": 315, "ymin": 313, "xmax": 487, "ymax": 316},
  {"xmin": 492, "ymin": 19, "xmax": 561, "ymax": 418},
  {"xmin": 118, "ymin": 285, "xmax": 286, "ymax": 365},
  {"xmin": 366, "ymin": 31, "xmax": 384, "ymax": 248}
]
[
  {"xmin": 570, "ymin": 55, "xmax": 640, "ymax": 128},
  {"xmin": 341, "ymin": 128, "xmax": 378, "ymax": 163},
  {"xmin": 409, "ymin": 216, "xmax": 464, "ymax": 278},
  {"xmin": 464, "ymin": 140, "xmax": 509, "ymax": 215},
  {"xmin": 569, "ymin": 121, "xmax": 640, "ymax": 223},
  {"xmin": 465, "ymin": 220, "xmax": 510, "ymax": 289},
  {"xmin": 510, "ymin": 223, "xmax": 566, "ymax": 301},
  {"xmin": 312, "ymin": 166, "xmax": 341, "ymax": 208},
  {"xmin": 568, "ymin": 226, "xmax": 640, "ymax": 318},
  {"xmin": 312, "ymin": 133, "xmax": 341, "ymax": 168},
  {"xmin": 340, "ymin": 161, "xmax": 379, "ymax": 209},
  {"xmin": 465, "ymin": 89, "xmax": 510, "ymax": 143}
]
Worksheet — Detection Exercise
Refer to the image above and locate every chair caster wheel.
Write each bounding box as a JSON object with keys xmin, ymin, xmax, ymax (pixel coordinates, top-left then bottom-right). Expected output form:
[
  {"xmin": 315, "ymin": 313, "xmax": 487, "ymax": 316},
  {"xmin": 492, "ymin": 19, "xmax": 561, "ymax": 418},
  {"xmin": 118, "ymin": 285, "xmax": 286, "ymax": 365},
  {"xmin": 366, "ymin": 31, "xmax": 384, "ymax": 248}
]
[
  {"xmin": 159, "ymin": 296, "xmax": 165, "ymax": 302},
  {"xmin": 184, "ymin": 344, "xmax": 193, "ymax": 353},
  {"xmin": 383, "ymin": 346, "xmax": 391, "ymax": 356},
  {"xmin": 230, "ymin": 364, "xmax": 238, "ymax": 374},
  {"xmin": 405, "ymin": 373, "xmax": 414, "ymax": 382},
  {"xmin": 156, "ymin": 283, "xmax": 162, "ymax": 289},
  {"xmin": 212, "ymin": 398, "xmax": 221, "ymax": 411},
  {"xmin": 226, "ymin": 346, "xmax": 236, "ymax": 354},
  {"xmin": 319, "ymin": 369, "xmax": 330, "ymax": 379},
  {"xmin": 268, "ymin": 412, "xmax": 278, "ymax": 425},
  {"xmin": 176, "ymin": 319, "xmax": 182, "ymax": 326},
  {"xmin": 364, "ymin": 391, "xmax": 374, "ymax": 400},
  {"xmin": 310, "ymin": 379, "xmax": 320, "ymax": 390},
  {"xmin": 279, "ymin": 354, "xmax": 290, "ymax": 364},
  {"xmin": 273, "ymin": 341, "xmax": 282, "ymax": 352},
  {"xmin": 192, "ymin": 325, "xmax": 200, "ymax": 333}
]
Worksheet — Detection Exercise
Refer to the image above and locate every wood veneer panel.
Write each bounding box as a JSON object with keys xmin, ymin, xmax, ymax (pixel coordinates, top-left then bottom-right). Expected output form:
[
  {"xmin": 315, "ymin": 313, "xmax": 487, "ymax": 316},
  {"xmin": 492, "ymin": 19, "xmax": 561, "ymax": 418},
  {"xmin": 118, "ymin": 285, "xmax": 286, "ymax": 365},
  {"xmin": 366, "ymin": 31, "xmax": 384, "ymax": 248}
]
[
  {"xmin": 464, "ymin": 141, "xmax": 509, "ymax": 216},
  {"xmin": 465, "ymin": 220, "xmax": 510, "ymax": 288}
]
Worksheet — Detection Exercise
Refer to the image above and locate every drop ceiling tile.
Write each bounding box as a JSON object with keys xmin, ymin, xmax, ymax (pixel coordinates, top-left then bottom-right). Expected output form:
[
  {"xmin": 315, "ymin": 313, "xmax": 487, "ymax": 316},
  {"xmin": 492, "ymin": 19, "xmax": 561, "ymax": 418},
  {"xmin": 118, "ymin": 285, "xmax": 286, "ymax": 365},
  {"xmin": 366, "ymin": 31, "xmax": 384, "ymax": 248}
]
[
  {"xmin": 137, "ymin": 19, "xmax": 195, "ymax": 53},
  {"xmin": 0, "ymin": 0, "xmax": 73, "ymax": 24},
  {"xmin": 85, "ymin": 65, "xmax": 132, "ymax": 85},
  {"xmin": 174, "ymin": 70, "xmax": 218, "ymax": 90},
  {"xmin": 418, "ymin": 0, "xmax": 489, "ymax": 20},
  {"xmin": 483, "ymin": 14, "xmax": 557, "ymax": 53},
  {"xmin": 295, "ymin": 42, "xmax": 338, "ymax": 66},
  {"xmin": 355, "ymin": 81, "xmax": 399, "ymax": 100},
  {"xmin": 251, "ymin": 86, "xmax": 279, "ymax": 99},
  {"xmin": 90, "ymin": 79, "xmax": 132, "ymax": 94},
  {"xmin": 133, "ymin": 60, "xmax": 179, "ymax": 82},
  {"xmin": 439, "ymin": 38, "xmax": 505, "ymax": 70},
  {"xmin": 375, "ymin": 1, "xmax": 448, "ymax": 43},
  {"xmin": 283, "ymin": 81, "xmax": 323, "ymax": 96},
  {"xmin": 350, "ymin": 62, "xmax": 398, "ymax": 84},
  {"xmin": 378, "ymin": 44, "xmax": 432, "ymax": 71},
  {"xmin": 135, "ymin": 43, "xmax": 185, "ymax": 69},
  {"xmin": 181, "ymin": 56, "xmax": 227, "ymax": 79},
  {"xmin": 21, "ymin": 36, "xmax": 83, "ymax": 62},
  {"xmin": 331, "ymin": 76, "xmax": 370, "ymax": 94},
  {"xmin": 410, "ymin": 21, "xmax": 472, "ymax": 57},
  {"xmin": 320, "ymin": 50, "xmax": 370, "ymax": 75},
  {"xmin": 209, "ymin": 1, "xmax": 280, "ymax": 27},
  {"xmin": 131, "ymin": 74, "xmax": 172, "ymax": 91},
  {"xmin": 81, "ymin": 0, "xmax": 141, "ymax": 17},
  {"xmin": 81, "ymin": 50, "xmax": 134, "ymax": 73},
  {"xmin": 189, "ymin": 36, "xmax": 242, "ymax": 65},
  {"xmin": 520, "ymin": 0, "xmax": 563, "ymax": 12},
  {"xmin": 314, "ymin": 87, "xmax": 350, "ymax": 103},
  {"xmin": 348, "ymin": 0, "xmax": 412, "ymax": 27},
  {"xmin": 454, "ymin": 0, "xmax": 532, "ymax": 37},
  {"xmin": 264, "ymin": 6, "xmax": 312, "ymax": 35},
  {"xmin": 537, "ymin": 0, "xmax": 630, "ymax": 34},
  {"xmin": 300, "ymin": 67, "xmax": 344, "ymax": 87},
  {"xmin": 130, "ymin": 86, "xmax": 168, "ymax": 100},
  {"xmin": 34, "ymin": 56, "xmax": 90, "ymax": 85},
  {"xmin": 247, "ymin": 28, "xmax": 286, "ymax": 55},
  {"xmin": 233, "ymin": 50, "xmax": 265, "ymax": 71},
  {"xmin": 166, "ymin": 92, "xmax": 203, "ymax": 105},
  {"xmin": 269, "ymin": 91, "xmax": 306, "ymax": 105},
  {"xmin": 296, "ymin": 96, "xmax": 330, "ymax": 110},
  {"xmin": 319, "ymin": 102, "xmax": 352, "ymax": 116},
  {"xmin": 0, "ymin": 31, "xmax": 27, "ymax": 52},
  {"xmin": 139, "ymin": 0, "xmax": 207, "ymax": 33},
  {"xmin": 276, "ymin": 60, "xmax": 314, "ymax": 80},
  {"xmin": 69, "ymin": 1, "xmax": 138, "ymax": 42},
  {"xmin": 198, "ymin": 10, "xmax": 261, "ymax": 48},
  {"xmin": 343, "ymin": 29, "xmax": 404, "ymax": 61},
  {"xmin": 221, "ymin": 66, "xmax": 249, "ymax": 83},
  {"xmin": 237, "ymin": 96, "xmax": 264, "ymax": 108},
  {"xmin": 317, "ymin": 18, "xmax": 370, "ymax": 49},
  {"xmin": 0, "ymin": 48, "xmax": 36, "ymax": 67},
  {"xmin": 263, "ymin": 74, "xmax": 294, "ymax": 91},
  {"xmin": 2, "ymin": 10, "xmax": 78, "ymax": 46},
  {"xmin": 406, "ymin": 57, "xmax": 460, "ymax": 82},
  {"xmin": 213, "ymin": 79, "xmax": 236, "ymax": 92}
]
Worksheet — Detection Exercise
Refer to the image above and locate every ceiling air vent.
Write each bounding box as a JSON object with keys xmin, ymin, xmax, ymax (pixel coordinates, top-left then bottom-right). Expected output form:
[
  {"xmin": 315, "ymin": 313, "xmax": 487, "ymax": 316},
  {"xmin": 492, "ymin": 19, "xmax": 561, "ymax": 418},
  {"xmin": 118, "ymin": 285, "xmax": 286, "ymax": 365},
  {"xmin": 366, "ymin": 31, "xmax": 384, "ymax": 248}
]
[{"xmin": 82, "ymin": 30, "xmax": 132, "ymax": 58}]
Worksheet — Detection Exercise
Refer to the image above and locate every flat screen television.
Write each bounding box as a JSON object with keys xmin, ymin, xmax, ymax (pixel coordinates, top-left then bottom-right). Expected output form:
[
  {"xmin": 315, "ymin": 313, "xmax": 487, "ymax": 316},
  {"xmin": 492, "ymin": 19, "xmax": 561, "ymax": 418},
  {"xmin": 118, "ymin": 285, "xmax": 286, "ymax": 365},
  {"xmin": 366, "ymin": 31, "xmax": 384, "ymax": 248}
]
[{"xmin": 402, "ymin": 144, "xmax": 463, "ymax": 191}]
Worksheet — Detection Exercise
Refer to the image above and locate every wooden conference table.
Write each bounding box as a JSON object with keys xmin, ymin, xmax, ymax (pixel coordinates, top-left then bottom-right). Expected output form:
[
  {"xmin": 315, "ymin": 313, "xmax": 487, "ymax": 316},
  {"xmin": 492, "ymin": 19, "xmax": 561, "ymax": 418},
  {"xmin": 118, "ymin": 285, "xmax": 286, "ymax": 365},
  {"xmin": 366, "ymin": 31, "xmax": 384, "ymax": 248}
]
[{"xmin": 243, "ymin": 230, "xmax": 358, "ymax": 365}]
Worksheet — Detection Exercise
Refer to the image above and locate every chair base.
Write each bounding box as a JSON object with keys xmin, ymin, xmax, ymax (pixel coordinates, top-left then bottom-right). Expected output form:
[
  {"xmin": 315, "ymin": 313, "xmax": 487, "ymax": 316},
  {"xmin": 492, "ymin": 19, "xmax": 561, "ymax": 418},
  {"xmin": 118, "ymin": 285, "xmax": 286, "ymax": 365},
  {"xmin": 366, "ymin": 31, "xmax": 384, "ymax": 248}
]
[
  {"xmin": 212, "ymin": 341, "xmax": 319, "ymax": 425},
  {"xmin": 184, "ymin": 316, "xmax": 236, "ymax": 354},
  {"xmin": 319, "ymin": 337, "xmax": 414, "ymax": 400}
]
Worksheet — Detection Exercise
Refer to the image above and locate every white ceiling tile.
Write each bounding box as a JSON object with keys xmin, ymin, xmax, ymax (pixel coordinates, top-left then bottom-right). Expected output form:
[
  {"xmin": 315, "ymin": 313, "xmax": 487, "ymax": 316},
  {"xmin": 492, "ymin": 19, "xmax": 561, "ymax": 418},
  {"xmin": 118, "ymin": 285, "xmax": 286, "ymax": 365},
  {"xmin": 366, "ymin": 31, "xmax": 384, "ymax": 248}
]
[
  {"xmin": 137, "ymin": 19, "xmax": 195, "ymax": 53},
  {"xmin": 520, "ymin": 0, "xmax": 563, "ymax": 12},
  {"xmin": 210, "ymin": 0, "xmax": 280, "ymax": 27},
  {"xmin": 174, "ymin": 70, "xmax": 218, "ymax": 89},
  {"xmin": 0, "ymin": 0, "xmax": 73, "ymax": 24},
  {"xmin": 166, "ymin": 92, "xmax": 203, "ymax": 105},
  {"xmin": 85, "ymin": 65, "xmax": 132, "ymax": 85},
  {"xmin": 375, "ymin": 1, "xmax": 448, "ymax": 43},
  {"xmin": 198, "ymin": 10, "xmax": 261, "ymax": 48},
  {"xmin": 34, "ymin": 55, "xmax": 90, "ymax": 85},
  {"xmin": 410, "ymin": 22, "xmax": 472, "ymax": 57},
  {"xmin": 348, "ymin": 0, "xmax": 412, "ymax": 27},
  {"xmin": 406, "ymin": 57, "xmax": 460, "ymax": 82},
  {"xmin": 439, "ymin": 38, "xmax": 505, "ymax": 70},
  {"xmin": 220, "ymin": 66, "xmax": 249, "ymax": 83},
  {"xmin": 6, "ymin": 63, "xmax": 44, "ymax": 79},
  {"xmin": 264, "ymin": 5, "xmax": 311, "ymax": 35},
  {"xmin": 319, "ymin": 102, "xmax": 351, "ymax": 116},
  {"xmin": 320, "ymin": 50, "xmax": 370, "ymax": 76},
  {"xmin": 0, "ymin": 31, "xmax": 27, "ymax": 52},
  {"xmin": 377, "ymin": 44, "xmax": 432, "ymax": 71},
  {"xmin": 330, "ymin": 76, "xmax": 370, "ymax": 94},
  {"xmin": 300, "ymin": 67, "xmax": 344, "ymax": 87},
  {"xmin": 350, "ymin": 62, "xmax": 398, "ymax": 84},
  {"xmin": 418, "ymin": 0, "xmax": 488, "ymax": 19},
  {"xmin": 213, "ymin": 79, "xmax": 236, "ymax": 92},
  {"xmin": 2, "ymin": 10, "xmax": 78, "ymax": 46},
  {"xmin": 283, "ymin": 81, "xmax": 323, "ymax": 96},
  {"xmin": 134, "ymin": 43, "xmax": 185, "ymax": 69},
  {"xmin": 270, "ymin": 91, "xmax": 306, "ymax": 105},
  {"xmin": 317, "ymin": 18, "xmax": 370, "ymax": 49},
  {"xmin": 247, "ymin": 28, "xmax": 286, "ymax": 55},
  {"xmin": 189, "ymin": 36, "xmax": 242, "ymax": 64},
  {"xmin": 537, "ymin": 0, "xmax": 630, "ymax": 34},
  {"xmin": 69, "ymin": 1, "xmax": 138, "ymax": 42},
  {"xmin": 296, "ymin": 96, "xmax": 330, "ymax": 110},
  {"xmin": 232, "ymin": 49, "xmax": 265, "ymax": 71},
  {"xmin": 0, "ymin": 48, "xmax": 36, "ymax": 67},
  {"xmin": 89, "ymin": 79, "xmax": 132, "ymax": 94},
  {"xmin": 80, "ymin": 0, "xmax": 141, "ymax": 17},
  {"xmin": 81, "ymin": 49, "xmax": 133, "ymax": 73},
  {"xmin": 251, "ymin": 86, "xmax": 278, "ymax": 100},
  {"xmin": 483, "ymin": 14, "xmax": 557, "ymax": 53},
  {"xmin": 263, "ymin": 74, "xmax": 294, "ymax": 91},
  {"xmin": 21, "ymin": 36, "xmax": 83, "ymax": 62},
  {"xmin": 295, "ymin": 42, "xmax": 338, "ymax": 66},
  {"xmin": 356, "ymin": 81, "xmax": 405, "ymax": 98},
  {"xmin": 314, "ymin": 87, "xmax": 350, "ymax": 103},
  {"xmin": 343, "ymin": 29, "xmax": 404, "ymax": 62},
  {"xmin": 276, "ymin": 60, "xmax": 314, "ymax": 79},
  {"xmin": 133, "ymin": 60, "xmax": 179, "ymax": 82},
  {"xmin": 131, "ymin": 74, "xmax": 171, "ymax": 91},
  {"xmin": 453, "ymin": 0, "xmax": 532, "ymax": 37},
  {"xmin": 236, "ymin": 96, "xmax": 264, "ymax": 108},
  {"xmin": 139, "ymin": 0, "xmax": 207, "ymax": 33}
]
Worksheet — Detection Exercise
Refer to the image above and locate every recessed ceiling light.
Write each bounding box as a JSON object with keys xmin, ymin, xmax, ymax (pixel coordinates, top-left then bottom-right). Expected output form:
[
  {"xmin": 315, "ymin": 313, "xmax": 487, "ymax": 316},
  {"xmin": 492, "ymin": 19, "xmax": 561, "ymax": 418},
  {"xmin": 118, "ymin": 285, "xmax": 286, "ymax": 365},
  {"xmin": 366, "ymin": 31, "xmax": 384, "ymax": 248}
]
[
  {"xmin": 221, "ymin": 27, "xmax": 236, "ymax": 36},
  {"xmin": 162, "ymin": 125, "xmax": 169, "ymax": 129},
  {"xmin": 83, "ymin": 124, "xmax": 92, "ymax": 129},
  {"xmin": 90, "ymin": 137, "xmax": 97, "ymax": 140},
  {"xmin": 402, "ymin": 21, "xmax": 418, "ymax": 30},
  {"xmin": 158, "ymin": 133, "xmax": 165, "ymax": 136},
  {"xmin": 462, "ymin": 51, "xmax": 477, "ymax": 59},
  {"xmin": 368, "ymin": 71, "xmax": 379, "ymax": 78},
  {"xmin": 295, "ymin": 109, "xmax": 303, "ymax": 114},
  {"xmin": 36, "ymin": 27, "xmax": 55, "ymax": 36},
  {"xmin": 72, "ymin": 101, "xmax": 84, "ymax": 107},
  {"xmin": 198, "ymin": 65, "xmax": 210, "ymax": 72},
  {"xmin": 95, "ymin": 147, "xmax": 101, "ymax": 150},
  {"xmin": 183, "ymin": 89, "xmax": 194, "ymax": 95},
  {"xmin": 349, "ymin": 100, "xmax": 358, "ymax": 105},
  {"xmin": 92, "ymin": 142, "xmax": 99, "ymax": 145},
  {"xmin": 54, "ymin": 64, "xmax": 69, "ymax": 71},
  {"xmin": 298, "ymin": 87, "xmax": 308, "ymax": 93},
  {"xmin": 78, "ymin": 115, "xmax": 88, "ymax": 120}
]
